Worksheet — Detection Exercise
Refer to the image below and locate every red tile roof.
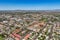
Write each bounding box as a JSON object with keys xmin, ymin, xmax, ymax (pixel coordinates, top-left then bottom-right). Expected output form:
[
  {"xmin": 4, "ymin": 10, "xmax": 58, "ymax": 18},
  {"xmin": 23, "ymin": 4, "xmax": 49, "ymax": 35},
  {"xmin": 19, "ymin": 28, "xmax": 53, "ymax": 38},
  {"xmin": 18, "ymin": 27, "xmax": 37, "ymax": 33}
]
[
  {"xmin": 24, "ymin": 34, "xmax": 31, "ymax": 40},
  {"xmin": 10, "ymin": 33, "xmax": 21, "ymax": 40}
]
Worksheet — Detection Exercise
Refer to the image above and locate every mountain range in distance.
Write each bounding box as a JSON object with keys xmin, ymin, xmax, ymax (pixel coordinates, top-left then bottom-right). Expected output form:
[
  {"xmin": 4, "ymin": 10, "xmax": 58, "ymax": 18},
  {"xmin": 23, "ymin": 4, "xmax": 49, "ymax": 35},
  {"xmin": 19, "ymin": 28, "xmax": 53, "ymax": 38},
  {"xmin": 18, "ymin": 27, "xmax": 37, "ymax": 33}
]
[{"xmin": 0, "ymin": 9, "xmax": 60, "ymax": 14}]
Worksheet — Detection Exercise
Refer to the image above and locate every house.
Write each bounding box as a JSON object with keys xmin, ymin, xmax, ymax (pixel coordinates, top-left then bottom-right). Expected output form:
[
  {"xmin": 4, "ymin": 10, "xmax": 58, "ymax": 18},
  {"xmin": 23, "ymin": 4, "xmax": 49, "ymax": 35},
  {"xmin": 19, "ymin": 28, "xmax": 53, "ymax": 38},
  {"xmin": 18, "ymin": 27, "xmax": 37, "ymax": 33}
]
[
  {"xmin": 10, "ymin": 33, "xmax": 21, "ymax": 40},
  {"xmin": 24, "ymin": 34, "xmax": 31, "ymax": 40}
]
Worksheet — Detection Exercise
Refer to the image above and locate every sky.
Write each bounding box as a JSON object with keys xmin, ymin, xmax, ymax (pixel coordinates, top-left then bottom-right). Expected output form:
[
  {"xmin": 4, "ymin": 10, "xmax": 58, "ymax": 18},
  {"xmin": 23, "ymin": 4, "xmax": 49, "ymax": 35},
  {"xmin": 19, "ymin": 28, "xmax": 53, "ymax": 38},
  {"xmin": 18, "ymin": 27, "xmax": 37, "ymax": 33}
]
[{"xmin": 0, "ymin": 0, "xmax": 60, "ymax": 10}]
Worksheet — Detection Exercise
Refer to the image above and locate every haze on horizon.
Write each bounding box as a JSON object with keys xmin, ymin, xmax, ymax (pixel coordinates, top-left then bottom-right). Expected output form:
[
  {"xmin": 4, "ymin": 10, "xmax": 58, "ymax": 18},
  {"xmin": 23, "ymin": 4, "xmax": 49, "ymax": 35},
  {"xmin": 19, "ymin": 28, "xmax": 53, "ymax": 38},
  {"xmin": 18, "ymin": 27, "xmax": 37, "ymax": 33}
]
[{"xmin": 0, "ymin": 0, "xmax": 60, "ymax": 10}]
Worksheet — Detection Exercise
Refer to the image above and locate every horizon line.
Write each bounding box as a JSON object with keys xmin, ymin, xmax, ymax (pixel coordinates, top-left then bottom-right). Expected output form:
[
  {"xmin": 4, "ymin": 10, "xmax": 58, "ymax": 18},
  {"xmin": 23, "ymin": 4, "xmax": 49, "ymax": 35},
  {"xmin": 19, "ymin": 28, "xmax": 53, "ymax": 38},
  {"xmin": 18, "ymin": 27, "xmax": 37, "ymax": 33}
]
[{"xmin": 0, "ymin": 9, "xmax": 60, "ymax": 11}]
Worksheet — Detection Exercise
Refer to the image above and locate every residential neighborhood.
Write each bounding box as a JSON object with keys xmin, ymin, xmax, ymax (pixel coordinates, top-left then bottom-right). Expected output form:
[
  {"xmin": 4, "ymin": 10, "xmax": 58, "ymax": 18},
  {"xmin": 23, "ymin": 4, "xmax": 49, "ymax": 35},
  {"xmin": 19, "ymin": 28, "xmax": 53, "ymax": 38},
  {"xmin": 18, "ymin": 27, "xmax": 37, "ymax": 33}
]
[{"xmin": 0, "ymin": 12, "xmax": 60, "ymax": 40}]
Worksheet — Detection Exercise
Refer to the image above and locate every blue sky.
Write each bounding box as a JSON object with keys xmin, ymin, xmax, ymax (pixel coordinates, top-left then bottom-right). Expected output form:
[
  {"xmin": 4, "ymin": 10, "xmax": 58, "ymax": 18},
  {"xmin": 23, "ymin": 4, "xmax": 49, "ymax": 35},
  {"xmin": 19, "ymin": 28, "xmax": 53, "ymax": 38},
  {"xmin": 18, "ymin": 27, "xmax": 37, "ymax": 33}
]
[{"xmin": 0, "ymin": 0, "xmax": 60, "ymax": 10}]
